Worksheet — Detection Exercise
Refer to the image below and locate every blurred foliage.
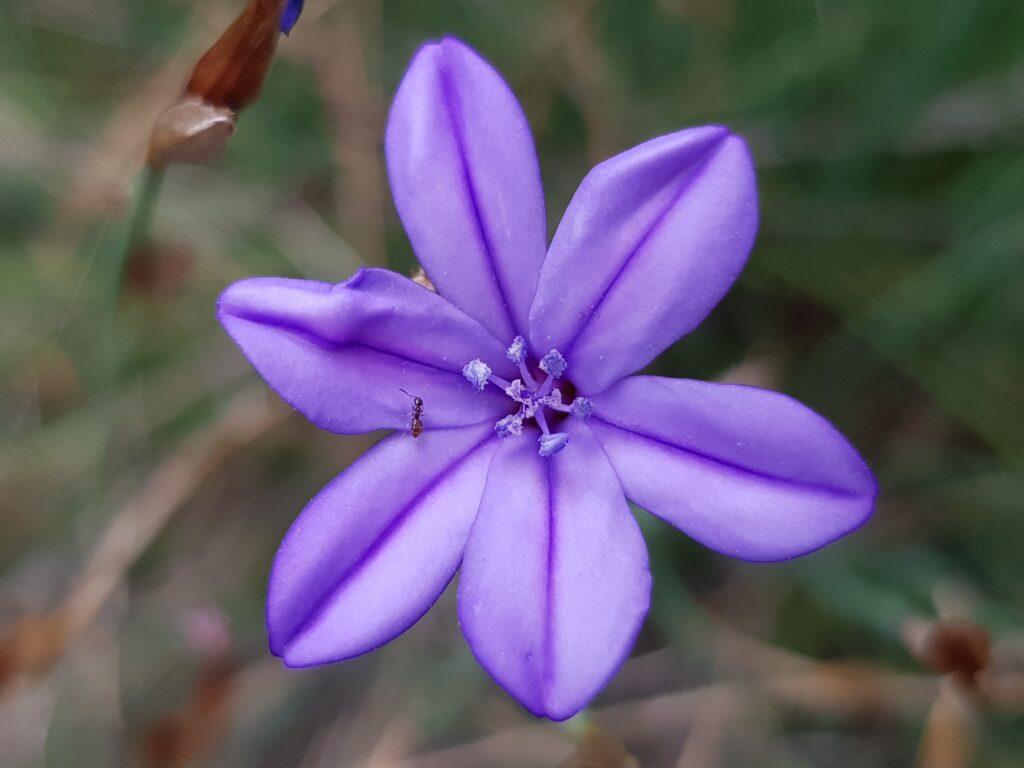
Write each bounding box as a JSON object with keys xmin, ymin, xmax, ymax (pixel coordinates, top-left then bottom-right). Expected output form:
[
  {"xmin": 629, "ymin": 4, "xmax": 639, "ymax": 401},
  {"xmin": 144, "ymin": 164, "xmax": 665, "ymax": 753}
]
[{"xmin": 1, "ymin": 0, "xmax": 1023, "ymax": 766}]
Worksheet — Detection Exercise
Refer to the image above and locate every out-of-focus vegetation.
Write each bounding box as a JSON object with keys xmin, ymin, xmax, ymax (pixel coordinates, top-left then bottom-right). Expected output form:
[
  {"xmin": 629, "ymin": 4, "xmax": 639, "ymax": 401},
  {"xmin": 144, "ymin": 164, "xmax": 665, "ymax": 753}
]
[{"xmin": 2, "ymin": 1, "xmax": 1023, "ymax": 766}]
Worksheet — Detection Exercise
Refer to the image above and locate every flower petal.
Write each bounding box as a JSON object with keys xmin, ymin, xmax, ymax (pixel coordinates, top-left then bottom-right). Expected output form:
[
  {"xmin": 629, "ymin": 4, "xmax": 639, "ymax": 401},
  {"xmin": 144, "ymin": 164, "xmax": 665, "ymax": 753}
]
[
  {"xmin": 458, "ymin": 421, "xmax": 650, "ymax": 720},
  {"xmin": 588, "ymin": 377, "xmax": 877, "ymax": 562},
  {"xmin": 218, "ymin": 268, "xmax": 513, "ymax": 434},
  {"xmin": 386, "ymin": 37, "xmax": 547, "ymax": 343},
  {"xmin": 530, "ymin": 127, "xmax": 758, "ymax": 393},
  {"xmin": 268, "ymin": 423, "xmax": 499, "ymax": 666}
]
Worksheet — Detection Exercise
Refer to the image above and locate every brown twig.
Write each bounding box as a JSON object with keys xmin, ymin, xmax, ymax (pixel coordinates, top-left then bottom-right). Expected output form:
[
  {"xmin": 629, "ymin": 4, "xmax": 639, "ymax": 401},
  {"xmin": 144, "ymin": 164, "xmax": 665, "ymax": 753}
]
[
  {"xmin": 387, "ymin": 674, "xmax": 935, "ymax": 768},
  {"xmin": 914, "ymin": 679, "xmax": 977, "ymax": 768},
  {"xmin": 560, "ymin": 724, "xmax": 639, "ymax": 768},
  {"xmin": 392, "ymin": 617, "xmax": 1024, "ymax": 768},
  {"xmin": 144, "ymin": 657, "xmax": 240, "ymax": 768},
  {"xmin": 0, "ymin": 389, "xmax": 285, "ymax": 689},
  {"xmin": 388, "ymin": 648, "xmax": 942, "ymax": 768}
]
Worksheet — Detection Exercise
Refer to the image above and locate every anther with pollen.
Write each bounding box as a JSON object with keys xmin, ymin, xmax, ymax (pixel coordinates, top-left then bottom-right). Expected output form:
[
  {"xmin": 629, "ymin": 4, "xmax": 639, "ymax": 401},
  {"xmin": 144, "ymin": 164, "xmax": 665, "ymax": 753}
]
[{"xmin": 462, "ymin": 337, "xmax": 594, "ymax": 457}]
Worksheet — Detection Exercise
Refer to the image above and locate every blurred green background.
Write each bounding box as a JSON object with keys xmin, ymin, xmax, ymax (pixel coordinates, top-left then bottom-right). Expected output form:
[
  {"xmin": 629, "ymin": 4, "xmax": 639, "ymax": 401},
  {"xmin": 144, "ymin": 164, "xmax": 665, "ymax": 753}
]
[{"xmin": 2, "ymin": 1, "xmax": 1023, "ymax": 766}]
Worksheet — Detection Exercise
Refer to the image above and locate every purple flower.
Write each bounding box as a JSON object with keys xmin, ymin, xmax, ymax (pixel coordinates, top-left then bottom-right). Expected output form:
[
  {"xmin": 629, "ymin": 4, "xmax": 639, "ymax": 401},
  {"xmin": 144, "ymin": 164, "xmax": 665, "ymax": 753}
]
[
  {"xmin": 280, "ymin": 0, "xmax": 304, "ymax": 34},
  {"xmin": 218, "ymin": 38, "xmax": 876, "ymax": 720}
]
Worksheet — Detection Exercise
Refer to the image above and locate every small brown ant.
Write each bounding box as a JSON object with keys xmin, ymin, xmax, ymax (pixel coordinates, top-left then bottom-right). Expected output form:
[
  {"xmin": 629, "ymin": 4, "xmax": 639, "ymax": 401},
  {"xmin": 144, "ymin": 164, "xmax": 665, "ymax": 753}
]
[{"xmin": 399, "ymin": 389, "xmax": 424, "ymax": 438}]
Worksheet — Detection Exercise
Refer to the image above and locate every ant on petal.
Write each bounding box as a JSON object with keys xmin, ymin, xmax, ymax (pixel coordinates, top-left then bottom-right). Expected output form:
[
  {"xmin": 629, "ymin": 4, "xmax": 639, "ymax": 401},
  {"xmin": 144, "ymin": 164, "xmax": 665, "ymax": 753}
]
[{"xmin": 399, "ymin": 389, "xmax": 424, "ymax": 437}]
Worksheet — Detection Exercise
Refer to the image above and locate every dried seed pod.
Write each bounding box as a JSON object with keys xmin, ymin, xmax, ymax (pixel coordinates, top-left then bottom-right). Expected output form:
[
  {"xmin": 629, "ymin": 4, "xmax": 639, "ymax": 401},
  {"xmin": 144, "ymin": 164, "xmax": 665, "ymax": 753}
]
[
  {"xmin": 904, "ymin": 618, "xmax": 991, "ymax": 684},
  {"xmin": 148, "ymin": 97, "xmax": 236, "ymax": 169}
]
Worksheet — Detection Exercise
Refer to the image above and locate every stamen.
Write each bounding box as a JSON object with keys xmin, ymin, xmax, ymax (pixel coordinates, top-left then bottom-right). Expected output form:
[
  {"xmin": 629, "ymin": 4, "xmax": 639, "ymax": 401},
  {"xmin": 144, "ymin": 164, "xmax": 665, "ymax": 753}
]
[
  {"xmin": 517, "ymin": 360, "xmax": 538, "ymax": 389},
  {"xmin": 506, "ymin": 335, "xmax": 527, "ymax": 364},
  {"xmin": 463, "ymin": 345, "xmax": 589, "ymax": 457},
  {"xmin": 462, "ymin": 359, "xmax": 492, "ymax": 392},
  {"xmin": 537, "ymin": 373, "xmax": 555, "ymax": 397},
  {"xmin": 488, "ymin": 372, "xmax": 513, "ymax": 390},
  {"xmin": 538, "ymin": 432, "xmax": 570, "ymax": 457},
  {"xmin": 539, "ymin": 349, "xmax": 567, "ymax": 378},
  {"xmin": 494, "ymin": 413, "xmax": 524, "ymax": 438},
  {"xmin": 570, "ymin": 396, "xmax": 594, "ymax": 420},
  {"xmin": 505, "ymin": 379, "xmax": 525, "ymax": 401},
  {"xmin": 535, "ymin": 409, "xmax": 552, "ymax": 436}
]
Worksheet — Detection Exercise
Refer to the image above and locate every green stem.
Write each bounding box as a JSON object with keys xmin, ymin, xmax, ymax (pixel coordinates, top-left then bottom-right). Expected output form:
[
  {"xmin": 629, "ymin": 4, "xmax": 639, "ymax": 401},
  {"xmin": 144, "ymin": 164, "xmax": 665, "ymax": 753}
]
[
  {"xmin": 111, "ymin": 164, "xmax": 165, "ymax": 303},
  {"xmin": 84, "ymin": 164, "xmax": 166, "ymax": 521}
]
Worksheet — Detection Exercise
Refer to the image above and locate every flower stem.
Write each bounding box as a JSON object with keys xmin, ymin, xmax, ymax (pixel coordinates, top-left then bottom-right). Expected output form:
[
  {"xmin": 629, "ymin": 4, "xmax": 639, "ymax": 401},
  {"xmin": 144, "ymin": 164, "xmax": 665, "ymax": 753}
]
[{"xmin": 111, "ymin": 165, "xmax": 165, "ymax": 302}]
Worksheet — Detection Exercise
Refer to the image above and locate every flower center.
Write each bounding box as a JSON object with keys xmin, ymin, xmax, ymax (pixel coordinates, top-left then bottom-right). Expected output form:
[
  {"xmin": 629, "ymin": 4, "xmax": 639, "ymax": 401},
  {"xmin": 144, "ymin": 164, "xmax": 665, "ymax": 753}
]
[{"xmin": 462, "ymin": 336, "xmax": 594, "ymax": 457}]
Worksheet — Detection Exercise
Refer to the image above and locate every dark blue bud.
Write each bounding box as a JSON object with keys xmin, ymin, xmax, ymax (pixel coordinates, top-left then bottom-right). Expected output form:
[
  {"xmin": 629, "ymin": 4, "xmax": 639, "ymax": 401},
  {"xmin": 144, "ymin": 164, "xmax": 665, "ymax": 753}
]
[{"xmin": 281, "ymin": 0, "xmax": 305, "ymax": 35}]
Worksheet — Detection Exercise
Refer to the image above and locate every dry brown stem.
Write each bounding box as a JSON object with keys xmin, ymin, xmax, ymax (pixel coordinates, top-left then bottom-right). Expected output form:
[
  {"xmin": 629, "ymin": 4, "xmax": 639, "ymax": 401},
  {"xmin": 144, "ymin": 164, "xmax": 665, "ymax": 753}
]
[
  {"xmin": 560, "ymin": 724, "xmax": 639, "ymax": 768},
  {"xmin": 389, "ymin": 651, "xmax": 941, "ymax": 768},
  {"xmin": 144, "ymin": 658, "xmax": 240, "ymax": 768},
  {"xmin": 915, "ymin": 679, "xmax": 977, "ymax": 768},
  {"xmin": 0, "ymin": 389, "xmax": 285, "ymax": 689}
]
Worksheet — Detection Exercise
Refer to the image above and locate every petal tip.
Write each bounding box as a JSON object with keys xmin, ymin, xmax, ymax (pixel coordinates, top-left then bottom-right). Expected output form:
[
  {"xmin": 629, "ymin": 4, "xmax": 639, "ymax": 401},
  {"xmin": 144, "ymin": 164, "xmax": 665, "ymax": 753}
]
[
  {"xmin": 342, "ymin": 266, "xmax": 371, "ymax": 289},
  {"xmin": 399, "ymin": 39, "xmax": 445, "ymax": 79},
  {"xmin": 267, "ymin": 619, "xmax": 299, "ymax": 664},
  {"xmin": 216, "ymin": 276, "xmax": 264, "ymax": 321},
  {"xmin": 439, "ymin": 35, "xmax": 477, "ymax": 58}
]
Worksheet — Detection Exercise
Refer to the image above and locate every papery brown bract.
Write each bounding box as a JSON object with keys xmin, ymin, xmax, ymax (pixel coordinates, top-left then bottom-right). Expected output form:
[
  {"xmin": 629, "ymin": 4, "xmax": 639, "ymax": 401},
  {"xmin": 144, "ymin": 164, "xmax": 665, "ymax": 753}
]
[
  {"xmin": 186, "ymin": 0, "xmax": 286, "ymax": 111},
  {"xmin": 147, "ymin": 0, "xmax": 289, "ymax": 169},
  {"xmin": 905, "ymin": 619, "xmax": 991, "ymax": 686},
  {"xmin": 148, "ymin": 97, "xmax": 236, "ymax": 169}
]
